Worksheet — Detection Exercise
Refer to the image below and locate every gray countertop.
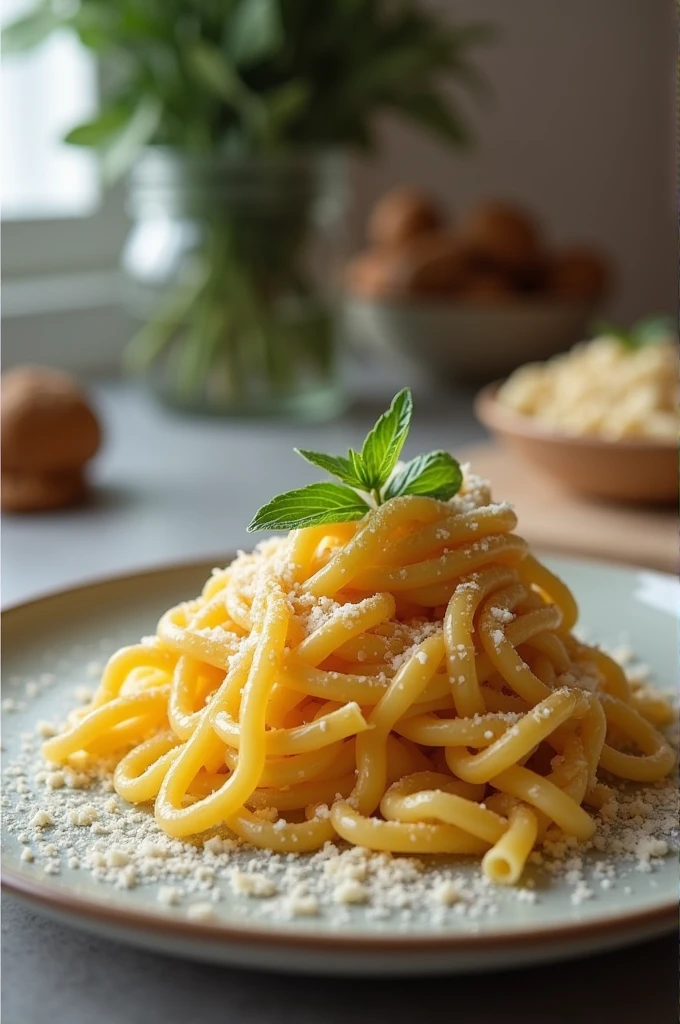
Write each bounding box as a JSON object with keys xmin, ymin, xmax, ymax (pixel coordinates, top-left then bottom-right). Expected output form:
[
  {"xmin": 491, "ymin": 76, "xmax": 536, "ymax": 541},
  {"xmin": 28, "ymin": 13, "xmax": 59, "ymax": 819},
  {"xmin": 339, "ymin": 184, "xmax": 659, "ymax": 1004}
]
[{"xmin": 1, "ymin": 380, "xmax": 676, "ymax": 1023}]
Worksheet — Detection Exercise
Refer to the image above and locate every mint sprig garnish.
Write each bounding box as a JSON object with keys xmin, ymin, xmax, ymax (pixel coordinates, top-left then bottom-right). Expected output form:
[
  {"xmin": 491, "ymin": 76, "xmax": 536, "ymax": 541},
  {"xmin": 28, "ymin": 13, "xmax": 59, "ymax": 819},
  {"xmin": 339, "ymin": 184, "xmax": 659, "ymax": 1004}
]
[
  {"xmin": 297, "ymin": 388, "xmax": 412, "ymax": 500},
  {"xmin": 248, "ymin": 388, "xmax": 462, "ymax": 532},
  {"xmin": 593, "ymin": 315, "xmax": 675, "ymax": 351}
]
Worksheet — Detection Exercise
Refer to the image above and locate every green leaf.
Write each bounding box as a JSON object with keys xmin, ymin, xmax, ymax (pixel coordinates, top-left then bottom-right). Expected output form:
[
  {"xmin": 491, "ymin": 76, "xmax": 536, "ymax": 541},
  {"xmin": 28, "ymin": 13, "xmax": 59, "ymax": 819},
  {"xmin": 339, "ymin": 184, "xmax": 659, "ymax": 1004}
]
[
  {"xmin": 228, "ymin": 0, "xmax": 283, "ymax": 67},
  {"xmin": 359, "ymin": 388, "xmax": 413, "ymax": 491},
  {"xmin": 188, "ymin": 41, "xmax": 266, "ymax": 136},
  {"xmin": 71, "ymin": 4, "xmax": 120, "ymax": 52},
  {"xmin": 346, "ymin": 47, "xmax": 438, "ymax": 99},
  {"xmin": 64, "ymin": 105, "xmax": 132, "ymax": 147},
  {"xmin": 248, "ymin": 483, "xmax": 370, "ymax": 532},
  {"xmin": 264, "ymin": 79, "xmax": 310, "ymax": 137},
  {"xmin": 100, "ymin": 95, "xmax": 161, "ymax": 183},
  {"xmin": 348, "ymin": 449, "xmax": 365, "ymax": 484},
  {"xmin": 632, "ymin": 316, "xmax": 675, "ymax": 347},
  {"xmin": 188, "ymin": 42, "xmax": 243, "ymax": 104},
  {"xmin": 385, "ymin": 450, "xmax": 463, "ymax": 502},
  {"xmin": 294, "ymin": 449, "xmax": 365, "ymax": 489},
  {"xmin": 248, "ymin": 390, "xmax": 468, "ymax": 529},
  {"xmin": 592, "ymin": 316, "xmax": 675, "ymax": 351},
  {"xmin": 2, "ymin": 7, "xmax": 63, "ymax": 53}
]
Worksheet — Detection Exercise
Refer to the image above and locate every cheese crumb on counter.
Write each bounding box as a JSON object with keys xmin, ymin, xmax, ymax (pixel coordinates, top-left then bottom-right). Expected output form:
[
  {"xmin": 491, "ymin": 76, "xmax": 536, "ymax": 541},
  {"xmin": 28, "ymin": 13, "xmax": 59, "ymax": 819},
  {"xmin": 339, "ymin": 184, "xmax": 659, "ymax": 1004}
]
[{"xmin": 29, "ymin": 810, "xmax": 53, "ymax": 828}]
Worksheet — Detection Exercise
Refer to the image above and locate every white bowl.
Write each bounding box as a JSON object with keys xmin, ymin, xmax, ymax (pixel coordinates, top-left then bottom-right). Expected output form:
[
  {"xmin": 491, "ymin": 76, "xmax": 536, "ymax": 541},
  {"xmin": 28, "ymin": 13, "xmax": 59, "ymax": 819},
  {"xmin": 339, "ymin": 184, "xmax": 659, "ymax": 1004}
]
[{"xmin": 344, "ymin": 297, "xmax": 597, "ymax": 382}]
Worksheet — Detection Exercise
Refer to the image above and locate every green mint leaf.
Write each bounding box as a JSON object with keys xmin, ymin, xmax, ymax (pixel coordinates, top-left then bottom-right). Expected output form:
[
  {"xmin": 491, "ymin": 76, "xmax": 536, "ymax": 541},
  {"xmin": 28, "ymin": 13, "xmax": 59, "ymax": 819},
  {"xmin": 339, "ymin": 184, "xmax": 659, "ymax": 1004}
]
[
  {"xmin": 248, "ymin": 483, "xmax": 370, "ymax": 532},
  {"xmin": 227, "ymin": 0, "xmax": 283, "ymax": 68},
  {"xmin": 348, "ymin": 448, "xmax": 366, "ymax": 485},
  {"xmin": 64, "ymin": 105, "xmax": 134, "ymax": 148},
  {"xmin": 294, "ymin": 449, "xmax": 365, "ymax": 489},
  {"xmin": 631, "ymin": 316, "xmax": 675, "ymax": 348},
  {"xmin": 385, "ymin": 450, "xmax": 463, "ymax": 502},
  {"xmin": 358, "ymin": 388, "xmax": 413, "ymax": 490},
  {"xmin": 100, "ymin": 95, "xmax": 162, "ymax": 184}
]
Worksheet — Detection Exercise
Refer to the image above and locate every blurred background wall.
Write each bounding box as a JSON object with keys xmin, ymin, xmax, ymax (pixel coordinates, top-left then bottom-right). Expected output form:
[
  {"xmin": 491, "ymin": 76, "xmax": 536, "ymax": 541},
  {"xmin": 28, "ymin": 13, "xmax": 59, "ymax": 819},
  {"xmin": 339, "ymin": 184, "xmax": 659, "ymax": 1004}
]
[{"xmin": 352, "ymin": 0, "xmax": 676, "ymax": 325}]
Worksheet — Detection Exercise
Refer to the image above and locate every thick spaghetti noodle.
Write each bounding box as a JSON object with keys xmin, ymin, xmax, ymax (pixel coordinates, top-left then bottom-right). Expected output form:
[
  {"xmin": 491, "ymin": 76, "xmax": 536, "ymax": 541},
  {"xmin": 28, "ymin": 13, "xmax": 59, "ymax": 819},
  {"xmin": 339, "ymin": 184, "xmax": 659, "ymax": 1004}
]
[{"xmin": 43, "ymin": 473, "xmax": 675, "ymax": 885}]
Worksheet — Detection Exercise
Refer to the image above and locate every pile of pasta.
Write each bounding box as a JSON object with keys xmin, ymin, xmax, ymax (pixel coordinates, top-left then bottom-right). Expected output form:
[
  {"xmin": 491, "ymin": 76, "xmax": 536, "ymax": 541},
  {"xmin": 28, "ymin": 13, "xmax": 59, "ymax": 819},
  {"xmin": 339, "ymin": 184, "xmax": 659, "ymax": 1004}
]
[{"xmin": 43, "ymin": 480, "xmax": 675, "ymax": 884}]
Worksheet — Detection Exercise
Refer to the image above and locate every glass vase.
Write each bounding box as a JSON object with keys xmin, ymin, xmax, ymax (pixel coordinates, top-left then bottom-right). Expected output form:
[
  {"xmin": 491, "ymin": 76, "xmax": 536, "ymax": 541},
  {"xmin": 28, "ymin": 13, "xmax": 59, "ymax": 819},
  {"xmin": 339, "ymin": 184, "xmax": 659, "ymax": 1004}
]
[{"xmin": 121, "ymin": 149, "xmax": 348, "ymax": 419}]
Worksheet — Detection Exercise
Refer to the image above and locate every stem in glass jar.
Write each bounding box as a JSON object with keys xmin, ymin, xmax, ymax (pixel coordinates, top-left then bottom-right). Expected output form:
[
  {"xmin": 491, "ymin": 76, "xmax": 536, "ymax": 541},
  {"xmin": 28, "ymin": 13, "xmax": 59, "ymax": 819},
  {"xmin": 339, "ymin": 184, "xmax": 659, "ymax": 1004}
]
[{"xmin": 126, "ymin": 178, "xmax": 335, "ymax": 407}]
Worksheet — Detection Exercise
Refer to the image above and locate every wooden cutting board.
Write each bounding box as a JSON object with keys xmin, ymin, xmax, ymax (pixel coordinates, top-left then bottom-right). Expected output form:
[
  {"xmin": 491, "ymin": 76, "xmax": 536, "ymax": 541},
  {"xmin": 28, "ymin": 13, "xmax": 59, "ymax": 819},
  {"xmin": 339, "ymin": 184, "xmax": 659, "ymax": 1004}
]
[{"xmin": 458, "ymin": 443, "xmax": 678, "ymax": 575}]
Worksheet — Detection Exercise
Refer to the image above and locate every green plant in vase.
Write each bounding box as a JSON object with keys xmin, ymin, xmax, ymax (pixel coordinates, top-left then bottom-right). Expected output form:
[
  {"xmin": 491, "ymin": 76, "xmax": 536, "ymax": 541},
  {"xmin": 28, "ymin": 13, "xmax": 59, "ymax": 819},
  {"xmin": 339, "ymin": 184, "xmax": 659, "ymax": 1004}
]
[{"xmin": 5, "ymin": 0, "xmax": 493, "ymax": 416}]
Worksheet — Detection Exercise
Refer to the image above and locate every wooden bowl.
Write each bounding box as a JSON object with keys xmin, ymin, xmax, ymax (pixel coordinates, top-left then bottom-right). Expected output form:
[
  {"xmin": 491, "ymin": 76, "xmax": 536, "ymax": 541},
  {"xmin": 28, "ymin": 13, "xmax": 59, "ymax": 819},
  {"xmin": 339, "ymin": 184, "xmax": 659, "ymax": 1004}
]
[{"xmin": 475, "ymin": 383, "xmax": 679, "ymax": 505}]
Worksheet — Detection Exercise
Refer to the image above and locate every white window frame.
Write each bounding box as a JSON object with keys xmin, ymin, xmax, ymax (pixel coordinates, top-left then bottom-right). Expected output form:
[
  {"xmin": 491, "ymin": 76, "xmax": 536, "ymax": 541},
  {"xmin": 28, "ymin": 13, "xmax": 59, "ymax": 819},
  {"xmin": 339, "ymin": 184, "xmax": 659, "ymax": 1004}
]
[
  {"xmin": 2, "ymin": 3, "xmax": 130, "ymax": 280},
  {"xmin": 2, "ymin": 13, "xmax": 133, "ymax": 375},
  {"xmin": 2, "ymin": 187, "xmax": 131, "ymax": 375},
  {"xmin": 3, "ymin": 184, "xmax": 128, "ymax": 279}
]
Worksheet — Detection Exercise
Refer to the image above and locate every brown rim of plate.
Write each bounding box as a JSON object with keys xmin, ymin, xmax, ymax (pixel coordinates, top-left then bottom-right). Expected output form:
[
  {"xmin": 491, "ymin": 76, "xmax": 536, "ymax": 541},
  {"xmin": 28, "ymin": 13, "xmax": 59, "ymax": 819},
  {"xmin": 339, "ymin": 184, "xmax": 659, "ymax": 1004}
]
[
  {"xmin": 1, "ymin": 559, "xmax": 676, "ymax": 955},
  {"xmin": 1, "ymin": 863, "xmax": 675, "ymax": 954},
  {"xmin": 475, "ymin": 382, "xmax": 679, "ymax": 451}
]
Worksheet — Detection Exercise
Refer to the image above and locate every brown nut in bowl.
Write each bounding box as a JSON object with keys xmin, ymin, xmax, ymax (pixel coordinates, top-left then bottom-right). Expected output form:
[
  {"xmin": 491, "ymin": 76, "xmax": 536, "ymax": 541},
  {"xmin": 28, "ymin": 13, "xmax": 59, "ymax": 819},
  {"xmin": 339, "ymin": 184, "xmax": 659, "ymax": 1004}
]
[{"xmin": 368, "ymin": 187, "xmax": 443, "ymax": 248}]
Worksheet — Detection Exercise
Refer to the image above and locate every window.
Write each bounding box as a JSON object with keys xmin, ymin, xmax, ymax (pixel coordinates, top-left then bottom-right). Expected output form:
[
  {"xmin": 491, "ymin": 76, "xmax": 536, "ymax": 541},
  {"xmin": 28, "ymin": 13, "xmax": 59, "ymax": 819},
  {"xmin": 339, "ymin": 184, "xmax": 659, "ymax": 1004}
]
[
  {"xmin": 2, "ymin": 1, "xmax": 127, "ymax": 282},
  {"xmin": 2, "ymin": 0, "xmax": 99, "ymax": 220},
  {"xmin": 2, "ymin": 3, "xmax": 129, "ymax": 372}
]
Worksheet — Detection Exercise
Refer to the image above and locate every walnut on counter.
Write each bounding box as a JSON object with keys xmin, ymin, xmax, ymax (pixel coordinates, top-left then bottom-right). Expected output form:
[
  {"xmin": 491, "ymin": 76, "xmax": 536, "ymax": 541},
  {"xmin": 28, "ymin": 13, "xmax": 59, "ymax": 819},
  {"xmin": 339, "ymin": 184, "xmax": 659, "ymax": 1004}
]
[{"xmin": 2, "ymin": 366, "xmax": 102, "ymax": 512}]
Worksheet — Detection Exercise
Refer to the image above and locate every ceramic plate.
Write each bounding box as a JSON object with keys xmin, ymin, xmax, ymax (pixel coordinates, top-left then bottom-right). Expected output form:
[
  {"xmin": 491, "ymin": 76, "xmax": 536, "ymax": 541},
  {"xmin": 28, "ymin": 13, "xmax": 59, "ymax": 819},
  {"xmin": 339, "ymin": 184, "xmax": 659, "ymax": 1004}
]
[{"xmin": 2, "ymin": 557, "xmax": 678, "ymax": 976}]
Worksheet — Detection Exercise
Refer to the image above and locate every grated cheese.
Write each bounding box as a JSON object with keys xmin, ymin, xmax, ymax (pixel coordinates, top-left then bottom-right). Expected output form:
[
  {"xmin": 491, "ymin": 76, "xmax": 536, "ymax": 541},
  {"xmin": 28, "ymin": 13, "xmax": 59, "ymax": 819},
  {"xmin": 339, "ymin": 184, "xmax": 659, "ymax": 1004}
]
[
  {"xmin": 229, "ymin": 868, "xmax": 277, "ymax": 898},
  {"xmin": 2, "ymin": 618, "xmax": 678, "ymax": 927},
  {"xmin": 333, "ymin": 879, "xmax": 369, "ymax": 904}
]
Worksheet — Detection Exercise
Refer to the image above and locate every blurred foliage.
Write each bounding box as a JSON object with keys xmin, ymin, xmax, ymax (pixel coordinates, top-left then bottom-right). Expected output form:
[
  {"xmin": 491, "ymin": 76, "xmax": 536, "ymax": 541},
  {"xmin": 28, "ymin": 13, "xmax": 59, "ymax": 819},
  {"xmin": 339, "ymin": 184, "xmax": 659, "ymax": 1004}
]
[
  {"xmin": 4, "ymin": 0, "xmax": 494, "ymax": 180},
  {"xmin": 4, "ymin": 1, "xmax": 495, "ymax": 408},
  {"xmin": 592, "ymin": 316, "xmax": 677, "ymax": 350}
]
